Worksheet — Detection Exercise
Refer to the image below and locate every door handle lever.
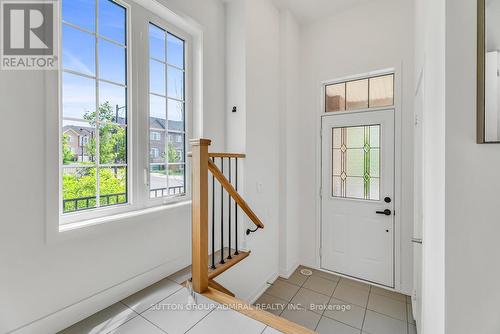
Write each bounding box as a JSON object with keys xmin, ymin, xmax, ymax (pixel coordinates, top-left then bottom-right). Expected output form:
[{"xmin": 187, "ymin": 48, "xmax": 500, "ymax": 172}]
[{"xmin": 376, "ymin": 209, "xmax": 392, "ymax": 216}]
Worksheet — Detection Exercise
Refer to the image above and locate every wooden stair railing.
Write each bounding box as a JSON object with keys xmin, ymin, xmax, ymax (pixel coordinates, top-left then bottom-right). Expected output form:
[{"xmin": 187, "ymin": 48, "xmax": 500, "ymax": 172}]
[
  {"xmin": 207, "ymin": 158, "xmax": 264, "ymax": 229},
  {"xmin": 190, "ymin": 139, "xmax": 264, "ymax": 294},
  {"xmin": 190, "ymin": 139, "xmax": 211, "ymax": 293},
  {"xmin": 190, "ymin": 139, "xmax": 315, "ymax": 334}
]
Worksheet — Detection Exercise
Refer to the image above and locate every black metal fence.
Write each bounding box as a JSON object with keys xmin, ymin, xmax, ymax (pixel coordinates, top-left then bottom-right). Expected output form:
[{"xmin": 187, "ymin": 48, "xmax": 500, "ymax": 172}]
[
  {"xmin": 63, "ymin": 193, "xmax": 127, "ymax": 213},
  {"xmin": 150, "ymin": 186, "xmax": 184, "ymax": 198},
  {"xmin": 63, "ymin": 186, "xmax": 185, "ymax": 213}
]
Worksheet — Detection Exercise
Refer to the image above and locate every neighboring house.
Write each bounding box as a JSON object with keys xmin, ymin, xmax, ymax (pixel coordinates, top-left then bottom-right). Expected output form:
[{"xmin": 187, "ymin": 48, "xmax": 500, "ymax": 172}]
[
  {"xmin": 149, "ymin": 117, "xmax": 184, "ymax": 164},
  {"xmin": 63, "ymin": 125, "xmax": 95, "ymax": 163},
  {"xmin": 63, "ymin": 118, "xmax": 184, "ymax": 164}
]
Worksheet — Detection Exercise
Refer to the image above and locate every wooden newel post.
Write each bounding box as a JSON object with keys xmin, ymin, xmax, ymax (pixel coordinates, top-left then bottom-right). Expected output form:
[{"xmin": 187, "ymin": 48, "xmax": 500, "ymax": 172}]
[{"xmin": 190, "ymin": 138, "xmax": 211, "ymax": 293}]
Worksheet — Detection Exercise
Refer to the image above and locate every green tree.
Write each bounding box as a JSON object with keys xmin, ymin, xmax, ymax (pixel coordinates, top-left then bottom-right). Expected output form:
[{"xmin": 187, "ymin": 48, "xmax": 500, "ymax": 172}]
[
  {"xmin": 62, "ymin": 168, "xmax": 126, "ymax": 212},
  {"xmin": 83, "ymin": 102, "xmax": 126, "ymax": 164},
  {"xmin": 167, "ymin": 142, "xmax": 179, "ymax": 163},
  {"xmin": 62, "ymin": 102, "xmax": 128, "ymax": 213},
  {"xmin": 62, "ymin": 134, "xmax": 75, "ymax": 164}
]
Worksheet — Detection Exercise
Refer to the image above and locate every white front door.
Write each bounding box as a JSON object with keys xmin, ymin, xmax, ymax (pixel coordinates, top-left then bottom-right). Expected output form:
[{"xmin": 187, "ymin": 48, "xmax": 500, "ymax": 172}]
[{"xmin": 321, "ymin": 109, "xmax": 395, "ymax": 287}]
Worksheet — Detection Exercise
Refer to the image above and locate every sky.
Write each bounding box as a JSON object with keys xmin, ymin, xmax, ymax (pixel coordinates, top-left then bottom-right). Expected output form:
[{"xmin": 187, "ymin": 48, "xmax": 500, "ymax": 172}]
[{"xmin": 62, "ymin": 0, "xmax": 185, "ymax": 127}]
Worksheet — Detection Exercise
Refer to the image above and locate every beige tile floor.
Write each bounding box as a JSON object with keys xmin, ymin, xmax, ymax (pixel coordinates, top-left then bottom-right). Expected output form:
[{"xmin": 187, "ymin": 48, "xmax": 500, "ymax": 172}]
[
  {"xmin": 254, "ymin": 266, "xmax": 417, "ymax": 334},
  {"xmin": 58, "ymin": 265, "xmax": 417, "ymax": 334},
  {"xmin": 58, "ymin": 268, "xmax": 282, "ymax": 334}
]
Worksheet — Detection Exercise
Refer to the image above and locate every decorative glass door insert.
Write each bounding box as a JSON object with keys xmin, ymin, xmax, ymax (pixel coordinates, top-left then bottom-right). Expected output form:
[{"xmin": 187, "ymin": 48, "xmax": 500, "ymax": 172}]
[{"xmin": 332, "ymin": 125, "xmax": 380, "ymax": 200}]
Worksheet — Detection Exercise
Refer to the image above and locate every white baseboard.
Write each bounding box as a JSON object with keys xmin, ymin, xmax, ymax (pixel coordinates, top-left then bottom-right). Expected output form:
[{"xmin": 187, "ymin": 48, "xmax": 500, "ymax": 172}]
[
  {"xmin": 8, "ymin": 257, "xmax": 188, "ymax": 334},
  {"xmin": 247, "ymin": 262, "xmax": 299, "ymax": 304},
  {"xmin": 279, "ymin": 261, "xmax": 300, "ymax": 279},
  {"xmin": 246, "ymin": 271, "xmax": 279, "ymax": 305}
]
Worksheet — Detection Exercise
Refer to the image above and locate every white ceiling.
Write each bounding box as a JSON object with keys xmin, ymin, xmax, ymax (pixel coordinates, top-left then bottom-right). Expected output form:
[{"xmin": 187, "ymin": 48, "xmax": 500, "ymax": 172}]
[{"xmin": 270, "ymin": 0, "xmax": 370, "ymax": 24}]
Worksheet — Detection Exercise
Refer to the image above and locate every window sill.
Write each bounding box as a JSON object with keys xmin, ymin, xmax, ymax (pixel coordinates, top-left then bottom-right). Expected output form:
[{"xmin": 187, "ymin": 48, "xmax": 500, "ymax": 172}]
[{"xmin": 59, "ymin": 200, "xmax": 191, "ymax": 233}]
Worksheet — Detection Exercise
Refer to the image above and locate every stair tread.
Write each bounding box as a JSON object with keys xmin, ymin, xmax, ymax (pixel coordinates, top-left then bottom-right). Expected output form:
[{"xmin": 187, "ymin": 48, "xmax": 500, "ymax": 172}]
[{"xmin": 208, "ymin": 248, "xmax": 250, "ymax": 279}]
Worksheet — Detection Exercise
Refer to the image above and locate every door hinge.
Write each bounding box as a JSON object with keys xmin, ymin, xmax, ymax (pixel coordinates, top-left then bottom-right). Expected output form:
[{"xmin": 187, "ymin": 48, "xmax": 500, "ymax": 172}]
[
  {"xmin": 319, "ymin": 247, "xmax": 322, "ymax": 258},
  {"xmin": 319, "ymin": 186, "xmax": 322, "ymax": 197}
]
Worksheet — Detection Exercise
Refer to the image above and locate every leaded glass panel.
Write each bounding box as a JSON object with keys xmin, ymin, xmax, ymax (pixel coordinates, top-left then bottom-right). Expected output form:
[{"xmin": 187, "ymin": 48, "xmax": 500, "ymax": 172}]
[{"xmin": 332, "ymin": 125, "xmax": 380, "ymax": 200}]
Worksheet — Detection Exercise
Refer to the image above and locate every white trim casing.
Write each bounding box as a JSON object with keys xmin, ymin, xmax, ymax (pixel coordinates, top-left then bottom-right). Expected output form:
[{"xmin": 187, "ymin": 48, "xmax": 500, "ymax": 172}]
[{"xmin": 315, "ymin": 65, "xmax": 405, "ymax": 293}]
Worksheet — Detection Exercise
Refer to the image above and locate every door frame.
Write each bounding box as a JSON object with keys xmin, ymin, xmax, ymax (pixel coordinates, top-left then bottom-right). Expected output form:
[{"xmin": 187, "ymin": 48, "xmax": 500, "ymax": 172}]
[{"xmin": 315, "ymin": 66, "xmax": 403, "ymax": 292}]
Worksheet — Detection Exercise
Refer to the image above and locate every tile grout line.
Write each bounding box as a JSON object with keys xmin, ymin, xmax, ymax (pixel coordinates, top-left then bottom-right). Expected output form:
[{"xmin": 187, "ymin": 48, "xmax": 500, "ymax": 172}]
[
  {"xmin": 101, "ymin": 302, "xmax": 140, "ymax": 334},
  {"xmin": 365, "ymin": 306, "xmax": 411, "ymax": 323},
  {"xmin": 136, "ymin": 285, "xmax": 185, "ymax": 315},
  {"xmin": 181, "ymin": 307, "xmax": 216, "ymax": 334},
  {"xmin": 116, "ymin": 282, "xmax": 208, "ymax": 334},
  {"xmin": 299, "ymin": 285, "xmax": 337, "ymax": 299},
  {"xmin": 272, "ymin": 269, "xmax": 411, "ymax": 333},
  {"xmin": 110, "ymin": 283, "xmax": 185, "ymax": 334},
  {"xmin": 278, "ymin": 274, "xmax": 314, "ymax": 328},
  {"xmin": 360, "ymin": 285, "xmax": 371, "ymax": 333},
  {"xmin": 138, "ymin": 314, "xmax": 169, "ymax": 334},
  {"xmin": 313, "ymin": 276, "xmax": 341, "ymax": 331},
  {"xmin": 365, "ymin": 288, "xmax": 412, "ymax": 323}
]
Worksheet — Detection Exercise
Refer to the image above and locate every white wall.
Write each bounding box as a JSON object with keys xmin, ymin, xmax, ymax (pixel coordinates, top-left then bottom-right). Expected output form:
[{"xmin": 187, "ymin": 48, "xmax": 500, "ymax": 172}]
[
  {"xmin": 279, "ymin": 10, "xmax": 301, "ymax": 276},
  {"xmin": 225, "ymin": 0, "xmax": 246, "ymax": 153},
  {"xmin": 298, "ymin": 0, "xmax": 415, "ymax": 293},
  {"xmin": 445, "ymin": 0, "xmax": 500, "ymax": 333},
  {"xmin": 219, "ymin": 0, "xmax": 282, "ymax": 301},
  {"xmin": 0, "ymin": 0, "xmax": 226, "ymax": 333},
  {"xmin": 414, "ymin": 0, "xmax": 446, "ymax": 332}
]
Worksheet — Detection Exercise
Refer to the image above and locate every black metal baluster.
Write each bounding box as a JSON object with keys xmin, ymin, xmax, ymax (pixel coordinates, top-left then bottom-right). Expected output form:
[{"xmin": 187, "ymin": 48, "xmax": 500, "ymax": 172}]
[
  {"xmin": 220, "ymin": 158, "xmax": 225, "ymax": 264},
  {"xmin": 234, "ymin": 158, "xmax": 239, "ymax": 255},
  {"xmin": 211, "ymin": 157, "xmax": 216, "ymax": 269},
  {"xmin": 227, "ymin": 158, "xmax": 232, "ymax": 259}
]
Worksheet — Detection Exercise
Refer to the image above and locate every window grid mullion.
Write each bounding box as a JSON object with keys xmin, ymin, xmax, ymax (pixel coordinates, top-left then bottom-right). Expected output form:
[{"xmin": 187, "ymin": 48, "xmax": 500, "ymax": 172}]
[
  {"xmin": 95, "ymin": 0, "xmax": 101, "ymax": 208},
  {"xmin": 150, "ymin": 56, "xmax": 185, "ymax": 72},
  {"xmin": 165, "ymin": 30, "xmax": 170, "ymax": 194},
  {"xmin": 61, "ymin": 69, "xmax": 127, "ymax": 89},
  {"xmin": 149, "ymin": 92, "xmax": 185, "ymax": 104},
  {"xmin": 62, "ymin": 20, "xmax": 127, "ymax": 49}
]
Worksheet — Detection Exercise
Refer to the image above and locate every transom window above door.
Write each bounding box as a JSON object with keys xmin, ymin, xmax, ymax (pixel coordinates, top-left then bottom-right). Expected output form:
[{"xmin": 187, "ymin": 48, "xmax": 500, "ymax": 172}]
[{"xmin": 325, "ymin": 74, "xmax": 394, "ymax": 113}]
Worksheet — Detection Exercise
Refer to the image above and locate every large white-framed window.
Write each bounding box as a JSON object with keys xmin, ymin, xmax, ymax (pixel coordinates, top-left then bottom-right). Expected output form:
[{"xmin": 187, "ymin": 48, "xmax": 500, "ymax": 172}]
[
  {"xmin": 148, "ymin": 22, "xmax": 186, "ymax": 199},
  {"xmin": 61, "ymin": 0, "xmax": 129, "ymax": 216},
  {"xmin": 57, "ymin": 0, "xmax": 195, "ymax": 228}
]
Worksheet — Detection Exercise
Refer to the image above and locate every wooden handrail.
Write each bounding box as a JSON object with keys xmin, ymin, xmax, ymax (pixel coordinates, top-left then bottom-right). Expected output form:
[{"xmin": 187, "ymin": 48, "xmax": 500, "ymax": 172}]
[
  {"xmin": 208, "ymin": 159, "xmax": 265, "ymax": 229},
  {"xmin": 208, "ymin": 153, "xmax": 246, "ymax": 158},
  {"xmin": 190, "ymin": 138, "xmax": 261, "ymax": 295},
  {"xmin": 187, "ymin": 152, "xmax": 246, "ymax": 158}
]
